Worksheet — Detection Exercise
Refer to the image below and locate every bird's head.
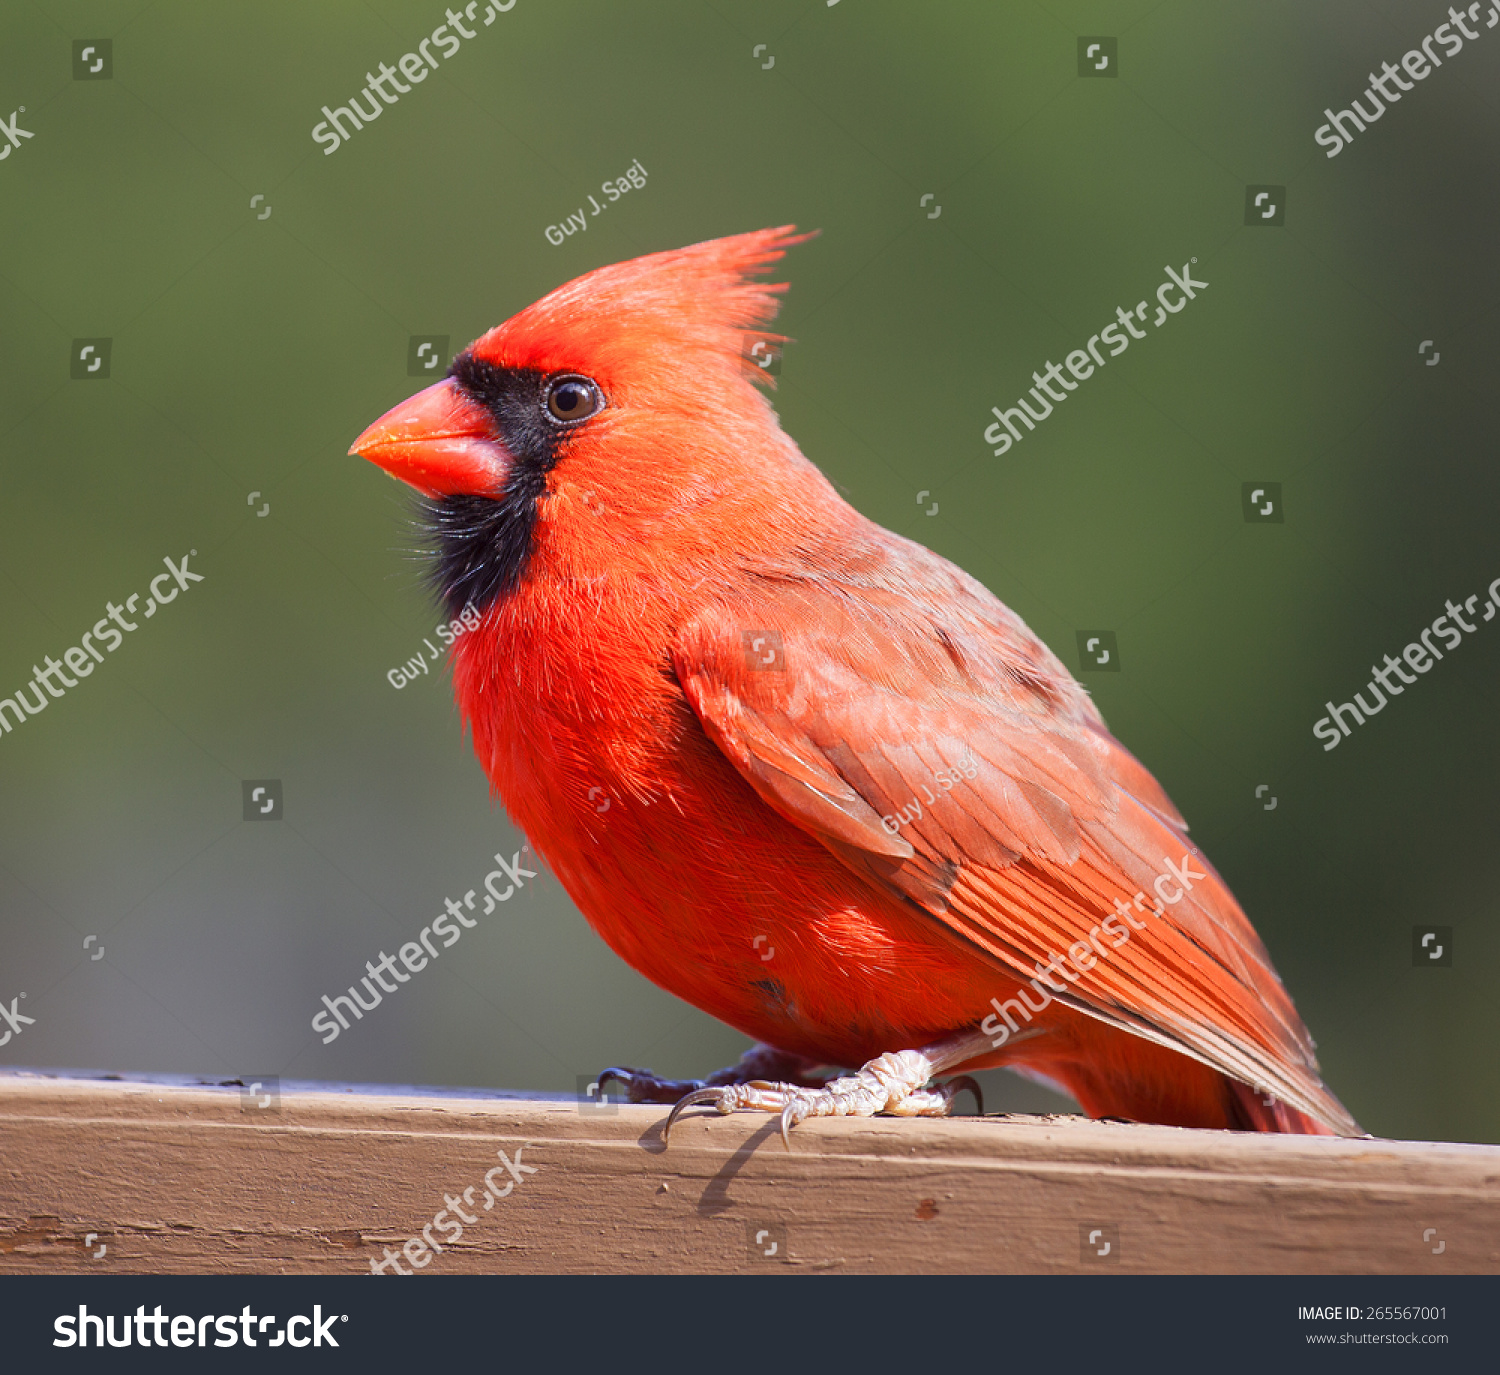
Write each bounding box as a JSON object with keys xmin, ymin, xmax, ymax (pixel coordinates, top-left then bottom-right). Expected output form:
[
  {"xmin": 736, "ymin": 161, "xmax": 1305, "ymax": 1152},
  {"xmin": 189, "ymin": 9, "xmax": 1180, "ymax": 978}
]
[{"xmin": 350, "ymin": 226, "xmax": 820, "ymax": 617}]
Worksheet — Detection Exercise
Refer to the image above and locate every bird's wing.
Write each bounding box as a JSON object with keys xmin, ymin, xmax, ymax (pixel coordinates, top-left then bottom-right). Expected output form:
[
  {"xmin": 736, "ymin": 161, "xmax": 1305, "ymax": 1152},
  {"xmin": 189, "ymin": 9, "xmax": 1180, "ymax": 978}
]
[{"xmin": 671, "ymin": 536, "xmax": 1357, "ymax": 1134}]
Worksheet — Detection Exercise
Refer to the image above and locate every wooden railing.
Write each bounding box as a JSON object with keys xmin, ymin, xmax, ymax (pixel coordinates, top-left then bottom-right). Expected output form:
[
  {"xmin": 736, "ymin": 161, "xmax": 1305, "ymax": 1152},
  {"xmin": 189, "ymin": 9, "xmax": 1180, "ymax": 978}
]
[{"xmin": 1, "ymin": 1071, "xmax": 1495, "ymax": 1273}]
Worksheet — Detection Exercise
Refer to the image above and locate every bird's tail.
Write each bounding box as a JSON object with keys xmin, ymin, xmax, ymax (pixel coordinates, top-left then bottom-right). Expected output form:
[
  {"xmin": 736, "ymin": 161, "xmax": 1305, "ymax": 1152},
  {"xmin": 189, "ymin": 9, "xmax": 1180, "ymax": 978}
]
[
  {"xmin": 1223, "ymin": 1077, "xmax": 1350, "ymax": 1135},
  {"xmin": 1024, "ymin": 1033, "xmax": 1362, "ymax": 1135}
]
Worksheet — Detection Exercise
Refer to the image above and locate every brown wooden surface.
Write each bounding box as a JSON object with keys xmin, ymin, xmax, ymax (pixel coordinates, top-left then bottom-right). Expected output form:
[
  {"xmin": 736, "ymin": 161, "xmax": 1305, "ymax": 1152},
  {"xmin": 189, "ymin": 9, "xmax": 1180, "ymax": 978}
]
[{"xmin": 1, "ymin": 1070, "xmax": 1496, "ymax": 1274}]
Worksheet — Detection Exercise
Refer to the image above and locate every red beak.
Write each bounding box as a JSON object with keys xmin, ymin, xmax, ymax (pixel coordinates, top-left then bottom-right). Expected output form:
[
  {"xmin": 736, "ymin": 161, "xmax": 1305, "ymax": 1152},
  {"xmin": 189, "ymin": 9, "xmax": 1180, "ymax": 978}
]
[{"xmin": 348, "ymin": 378, "xmax": 511, "ymax": 498}]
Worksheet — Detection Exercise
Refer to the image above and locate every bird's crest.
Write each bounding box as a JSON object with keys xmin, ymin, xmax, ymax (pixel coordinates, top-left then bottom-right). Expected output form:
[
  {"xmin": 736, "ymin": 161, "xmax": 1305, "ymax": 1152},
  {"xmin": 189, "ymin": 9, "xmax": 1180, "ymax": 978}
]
[{"xmin": 469, "ymin": 226, "xmax": 814, "ymax": 393}]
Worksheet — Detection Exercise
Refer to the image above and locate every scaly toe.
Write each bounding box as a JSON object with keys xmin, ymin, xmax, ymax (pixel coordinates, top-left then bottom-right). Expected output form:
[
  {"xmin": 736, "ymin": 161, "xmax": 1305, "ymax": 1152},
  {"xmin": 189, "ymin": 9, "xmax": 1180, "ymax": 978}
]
[{"xmin": 885, "ymin": 1075, "xmax": 984, "ymax": 1117}]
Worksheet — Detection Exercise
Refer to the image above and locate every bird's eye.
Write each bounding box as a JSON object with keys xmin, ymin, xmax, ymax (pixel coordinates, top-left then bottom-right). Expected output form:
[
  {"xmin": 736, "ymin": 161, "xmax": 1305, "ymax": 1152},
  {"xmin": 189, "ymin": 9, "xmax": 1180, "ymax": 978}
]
[{"xmin": 544, "ymin": 375, "xmax": 603, "ymax": 425}]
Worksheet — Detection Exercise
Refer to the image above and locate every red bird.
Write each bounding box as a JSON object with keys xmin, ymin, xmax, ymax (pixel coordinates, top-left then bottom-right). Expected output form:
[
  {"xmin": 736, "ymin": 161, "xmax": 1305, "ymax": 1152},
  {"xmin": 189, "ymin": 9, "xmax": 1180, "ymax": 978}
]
[{"xmin": 351, "ymin": 227, "xmax": 1360, "ymax": 1140}]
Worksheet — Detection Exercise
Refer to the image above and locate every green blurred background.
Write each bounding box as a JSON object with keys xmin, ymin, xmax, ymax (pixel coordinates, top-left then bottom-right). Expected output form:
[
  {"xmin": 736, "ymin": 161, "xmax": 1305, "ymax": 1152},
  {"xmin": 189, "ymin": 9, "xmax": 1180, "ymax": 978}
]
[{"xmin": 1, "ymin": 0, "xmax": 1496, "ymax": 1144}]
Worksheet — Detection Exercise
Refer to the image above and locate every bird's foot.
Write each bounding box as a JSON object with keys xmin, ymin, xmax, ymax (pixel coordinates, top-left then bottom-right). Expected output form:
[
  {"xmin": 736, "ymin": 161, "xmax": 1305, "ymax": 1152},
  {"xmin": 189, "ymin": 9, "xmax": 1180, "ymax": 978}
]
[
  {"xmin": 594, "ymin": 1042, "xmax": 834, "ymax": 1106},
  {"xmin": 664, "ymin": 1047, "xmax": 983, "ymax": 1149}
]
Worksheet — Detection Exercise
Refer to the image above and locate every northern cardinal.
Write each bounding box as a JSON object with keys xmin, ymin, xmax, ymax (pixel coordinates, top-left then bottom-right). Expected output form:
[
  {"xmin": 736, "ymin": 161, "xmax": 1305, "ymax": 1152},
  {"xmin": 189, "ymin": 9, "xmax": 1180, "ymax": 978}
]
[{"xmin": 351, "ymin": 227, "xmax": 1360, "ymax": 1139}]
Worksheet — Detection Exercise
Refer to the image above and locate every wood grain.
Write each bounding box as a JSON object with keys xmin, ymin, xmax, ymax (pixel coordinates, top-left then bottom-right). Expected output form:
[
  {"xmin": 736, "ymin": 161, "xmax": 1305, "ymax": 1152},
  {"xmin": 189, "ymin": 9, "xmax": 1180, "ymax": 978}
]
[{"xmin": 1, "ymin": 1071, "xmax": 1496, "ymax": 1274}]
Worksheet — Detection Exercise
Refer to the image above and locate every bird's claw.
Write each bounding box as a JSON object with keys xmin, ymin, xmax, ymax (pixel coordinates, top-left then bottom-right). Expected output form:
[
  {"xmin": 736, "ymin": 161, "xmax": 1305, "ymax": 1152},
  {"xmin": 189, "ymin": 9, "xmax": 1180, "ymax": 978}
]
[
  {"xmin": 593, "ymin": 1066, "xmax": 626, "ymax": 1098},
  {"xmin": 593, "ymin": 1066, "xmax": 706, "ymax": 1105},
  {"xmin": 663, "ymin": 1086, "xmax": 737, "ymax": 1141},
  {"xmin": 947, "ymin": 1075, "xmax": 984, "ymax": 1116}
]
